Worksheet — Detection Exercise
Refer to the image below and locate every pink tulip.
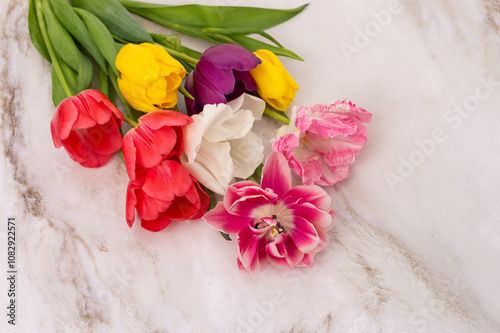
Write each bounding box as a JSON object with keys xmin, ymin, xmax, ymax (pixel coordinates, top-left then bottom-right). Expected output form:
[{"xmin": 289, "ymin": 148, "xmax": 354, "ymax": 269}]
[
  {"xmin": 272, "ymin": 100, "xmax": 372, "ymax": 186},
  {"xmin": 203, "ymin": 152, "xmax": 336, "ymax": 272}
]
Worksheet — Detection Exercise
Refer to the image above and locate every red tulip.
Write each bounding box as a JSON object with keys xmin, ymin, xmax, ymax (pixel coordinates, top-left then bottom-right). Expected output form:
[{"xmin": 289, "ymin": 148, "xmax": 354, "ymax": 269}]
[
  {"xmin": 122, "ymin": 110, "xmax": 209, "ymax": 231},
  {"xmin": 126, "ymin": 160, "xmax": 210, "ymax": 231},
  {"xmin": 50, "ymin": 89, "xmax": 124, "ymax": 168}
]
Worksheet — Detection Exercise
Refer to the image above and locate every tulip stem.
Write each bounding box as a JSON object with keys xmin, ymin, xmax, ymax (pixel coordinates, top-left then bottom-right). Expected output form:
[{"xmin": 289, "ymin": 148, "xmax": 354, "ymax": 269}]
[
  {"xmin": 99, "ymin": 68, "xmax": 110, "ymax": 99},
  {"xmin": 117, "ymin": 149, "xmax": 125, "ymax": 164},
  {"xmin": 155, "ymin": 43, "xmax": 199, "ymax": 66},
  {"xmin": 178, "ymin": 85, "xmax": 194, "ymax": 100},
  {"xmin": 123, "ymin": 116, "xmax": 138, "ymax": 127},
  {"xmin": 35, "ymin": 0, "xmax": 72, "ymax": 99},
  {"xmin": 108, "ymin": 69, "xmax": 135, "ymax": 120},
  {"xmin": 264, "ymin": 108, "xmax": 290, "ymax": 125}
]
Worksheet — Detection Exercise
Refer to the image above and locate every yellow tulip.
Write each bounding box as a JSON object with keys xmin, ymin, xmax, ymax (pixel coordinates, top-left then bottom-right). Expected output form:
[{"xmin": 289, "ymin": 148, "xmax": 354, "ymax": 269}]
[
  {"xmin": 115, "ymin": 43, "xmax": 186, "ymax": 112},
  {"xmin": 249, "ymin": 49, "xmax": 299, "ymax": 111}
]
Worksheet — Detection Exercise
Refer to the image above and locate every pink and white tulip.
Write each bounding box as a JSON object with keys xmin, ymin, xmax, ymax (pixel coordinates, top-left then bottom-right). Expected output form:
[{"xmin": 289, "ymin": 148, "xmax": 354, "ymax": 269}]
[
  {"xmin": 203, "ymin": 152, "xmax": 336, "ymax": 272},
  {"xmin": 272, "ymin": 100, "xmax": 372, "ymax": 186}
]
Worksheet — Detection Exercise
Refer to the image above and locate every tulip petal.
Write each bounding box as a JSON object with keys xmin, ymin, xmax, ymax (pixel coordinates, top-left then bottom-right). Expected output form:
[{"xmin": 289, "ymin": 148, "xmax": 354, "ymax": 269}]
[
  {"xmin": 134, "ymin": 187, "xmax": 169, "ymax": 221},
  {"xmin": 203, "ymin": 202, "xmax": 253, "ymax": 234},
  {"xmin": 195, "ymin": 60, "xmax": 235, "ymax": 95},
  {"xmin": 266, "ymin": 237, "xmax": 304, "ymax": 268},
  {"xmin": 85, "ymin": 89, "xmax": 124, "ymax": 126},
  {"xmin": 288, "ymin": 216, "xmax": 321, "ymax": 253},
  {"xmin": 224, "ymin": 181, "xmax": 273, "ymax": 210},
  {"xmin": 237, "ymin": 226, "xmax": 267, "ymax": 271},
  {"xmin": 192, "ymin": 71, "xmax": 231, "ymax": 107},
  {"xmin": 305, "ymin": 130, "xmax": 368, "ymax": 166},
  {"xmin": 70, "ymin": 99, "xmax": 100, "ymax": 130},
  {"xmin": 140, "ymin": 215, "xmax": 173, "ymax": 232},
  {"xmin": 332, "ymin": 100, "xmax": 372, "ymax": 123},
  {"xmin": 62, "ymin": 130, "xmax": 113, "ymax": 168},
  {"xmin": 233, "ymin": 70, "xmax": 257, "ymax": 95},
  {"xmin": 203, "ymin": 108, "xmax": 254, "ymax": 142},
  {"xmin": 160, "ymin": 188, "xmax": 200, "ymax": 221},
  {"xmin": 182, "ymin": 114, "xmax": 205, "ymax": 162},
  {"xmin": 226, "ymin": 93, "xmax": 265, "ymax": 121},
  {"xmin": 282, "ymin": 185, "xmax": 331, "ymax": 211},
  {"xmin": 122, "ymin": 129, "xmax": 138, "ymax": 181},
  {"xmin": 51, "ymin": 97, "xmax": 79, "ymax": 144},
  {"xmin": 126, "ymin": 182, "xmax": 138, "ymax": 228},
  {"xmin": 298, "ymin": 110, "xmax": 358, "ymax": 139},
  {"xmin": 160, "ymin": 177, "xmax": 207, "ymax": 221},
  {"xmin": 190, "ymin": 177, "xmax": 210, "ymax": 220},
  {"xmin": 86, "ymin": 121, "xmax": 123, "ymax": 155},
  {"xmin": 291, "ymin": 146, "xmax": 324, "ymax": 185},
  {"xmin": 230, "ymin": 131, "xmax": 264, "ymax": 179},
  {"xmin": 230, "ymin": 194, "xmax": 274, "ymax": 218},
  {"xmin": 261, "ymin": 151, "xmax": 292, "ymax": 196},
  {"xmin": 133, "ymin": 125, "xmax": 177, "ymax": 169},
  {"xmin": 73, "ymin": 90, "xmax": 123, "ymax": 129},
  {"xmin": 202, "ymin": 44, "xmax": 261, "ymax": 72},
  {"xmin": 180, "ymin": 140, "xmax": 233, "ymax": 195},
  {"xmin": 237, "ymin": 251, "xmax": 268, "ymax": 272},
  {"xmin": 298, "ymin": 253, "xmax": 315, "ymax": 266},
  {"xmin": 138, "ymin": 110, "xmax": 193, "ymax": 130},
  {"xmin": 265, "ymin": 233, "xmax": 288, "ymax": 258},
  {"xmin": 291, "ymin": 202, "xmax": 334, "ymax": 229},
  {"xmin": 318, "ymin": 163, "xmax": 350, "ymax": 186},
  {"xmin": 141, "ymin": 160, "xmax": 192, "ymax": 202}
]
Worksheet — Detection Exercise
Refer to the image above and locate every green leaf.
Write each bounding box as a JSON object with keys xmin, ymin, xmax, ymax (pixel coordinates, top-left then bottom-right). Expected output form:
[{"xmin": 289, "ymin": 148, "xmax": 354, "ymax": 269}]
[
  {"xmin": 71, "ymin": 0, "xmax": 153, "ymax": 44},
  {"xmin": 74, "ymin": 8, "xmax": 119, "ymax": 75},
  {"xmin": 203, "ymin": 27, "xmax": 284, "ymax": 48},
  {"xmin": 120, "ymin": 0, "xmax": 308, "ymax": 31},
  {"xmin": 220, "ymin": 232, "xmax": 232, "ymax": 241},
  {"xmin": 28, "ymin": 0, "xmax": 50, "ymax": 62},
  {"xmin": 229, "ymin": 34, "xmax": 303, "ymax": 61},
  {"xmin": 49, "ymin": 0, "xmax": 107, "ymax": 73},
  {"xmin": 181, "ymin": 46, "xmax": 202, "ymax": 62},
  {"xmin": 150, "ymin": 33, "xmax": 182, "ymax": 52},
  {"xmin": 42, "ymin": 0, "xmax": 80, "ymax": 72},
  {"xmin": 51, "ymin": 67, "xmax": 66, "ymax": 106},
  {"xmin": 76, "ymin": 52, "xmax": 93, "ymax": 92},
  {"xmin": 115, "ymin": 42, "xmax": 125, "ymax": 53},
  {"xmin": 51, "ymin": 60, "xmax": 77, "ymax": 106},
  {"xmin": 150, "ymin": 33, "xmax": 201, "ymax": 70},
  {"xmin": 146, "ymin": 16, "xmax": 220, "ymax": 45},
  {"xmin": 252, "ymin": 163, "xmax": 264, "ymax": 180},
  {"xmin": 99, "ymin": 68, "xmax": 113, "ymax": 101}
]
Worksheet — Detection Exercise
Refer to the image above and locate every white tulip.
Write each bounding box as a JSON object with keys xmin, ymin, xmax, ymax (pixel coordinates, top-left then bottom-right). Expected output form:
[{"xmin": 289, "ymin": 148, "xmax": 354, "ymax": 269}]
[{"xmin": 181, "ymin": 94, "xmax": 265, "ymax": 194}]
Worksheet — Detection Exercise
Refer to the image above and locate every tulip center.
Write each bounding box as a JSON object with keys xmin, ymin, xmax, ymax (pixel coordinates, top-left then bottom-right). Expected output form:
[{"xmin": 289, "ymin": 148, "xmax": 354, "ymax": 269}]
[{"xmin": 257, "ymin": 215, "xmax": 286, "ymax": 238}]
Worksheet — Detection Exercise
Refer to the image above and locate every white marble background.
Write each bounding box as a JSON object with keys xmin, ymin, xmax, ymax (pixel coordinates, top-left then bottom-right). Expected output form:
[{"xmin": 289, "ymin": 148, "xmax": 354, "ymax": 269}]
[{"xmin": 1, "ymin": 0, "xmax": 500, "ymax": 332}]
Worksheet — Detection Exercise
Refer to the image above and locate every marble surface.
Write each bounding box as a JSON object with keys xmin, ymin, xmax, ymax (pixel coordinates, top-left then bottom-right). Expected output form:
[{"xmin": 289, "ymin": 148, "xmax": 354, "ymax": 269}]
[{"xmin": 1, "ymin": 0, "xmax": 500, "ymax": 332}]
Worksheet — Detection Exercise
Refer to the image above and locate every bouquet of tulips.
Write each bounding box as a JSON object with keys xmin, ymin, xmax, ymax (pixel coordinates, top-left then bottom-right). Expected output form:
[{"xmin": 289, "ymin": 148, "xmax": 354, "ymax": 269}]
[{"xmin": 29, "ymin": 0, "xmax": 372, "ymax": 272}]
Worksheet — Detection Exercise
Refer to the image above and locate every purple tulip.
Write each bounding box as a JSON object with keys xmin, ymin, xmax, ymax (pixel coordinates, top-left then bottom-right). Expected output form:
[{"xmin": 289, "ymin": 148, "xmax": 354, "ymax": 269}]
[{"xmin": 185, "ymin": 44, "xmax": 261, "ymax": 115}]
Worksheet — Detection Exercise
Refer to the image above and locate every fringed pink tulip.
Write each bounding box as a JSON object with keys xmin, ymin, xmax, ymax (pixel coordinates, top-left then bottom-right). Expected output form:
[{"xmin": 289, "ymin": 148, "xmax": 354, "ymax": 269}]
[
  {"xmin": 203, "ymin": 152, "xmax": 336, "ymax": 272},
  {"xmin": 272, "ymin": 100, "xmax": 372, "ymax": 186}
]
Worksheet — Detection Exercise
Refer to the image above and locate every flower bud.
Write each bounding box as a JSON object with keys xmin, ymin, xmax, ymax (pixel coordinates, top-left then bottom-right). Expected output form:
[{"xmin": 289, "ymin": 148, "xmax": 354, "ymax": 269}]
[
  {"xmin": 249, "ymin": 49, "xmax": 299, "ymax": 111},
  {"xmin": 116, "ymin": 43, "xmax": 186, "ymax": 112}
]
